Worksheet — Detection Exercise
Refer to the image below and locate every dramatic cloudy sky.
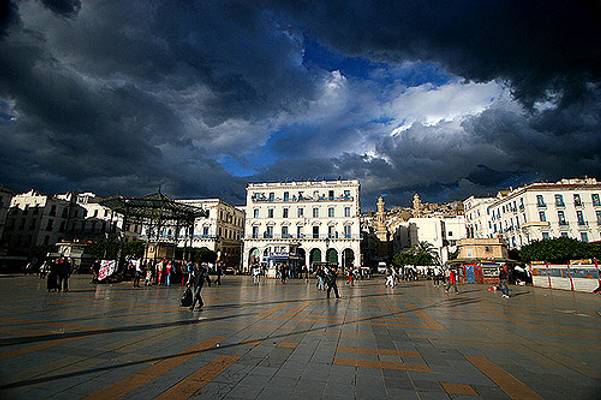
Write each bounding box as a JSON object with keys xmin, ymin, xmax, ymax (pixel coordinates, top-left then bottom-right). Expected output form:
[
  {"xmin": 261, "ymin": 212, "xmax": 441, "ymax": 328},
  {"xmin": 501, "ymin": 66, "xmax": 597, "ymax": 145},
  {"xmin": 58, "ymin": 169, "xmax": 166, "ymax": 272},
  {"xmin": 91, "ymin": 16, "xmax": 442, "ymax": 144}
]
[{"xmin": 1, "ymin": 1, "xmax": 600, "ymax": 208}]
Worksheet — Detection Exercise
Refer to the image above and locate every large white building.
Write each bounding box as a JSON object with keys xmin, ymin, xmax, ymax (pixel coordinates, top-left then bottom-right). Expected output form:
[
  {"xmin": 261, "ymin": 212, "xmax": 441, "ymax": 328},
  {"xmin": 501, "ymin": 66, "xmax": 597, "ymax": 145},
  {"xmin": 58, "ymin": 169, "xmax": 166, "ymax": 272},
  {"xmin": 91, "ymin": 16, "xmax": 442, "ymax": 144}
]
[
  {"xmin": 242, "ymin": 180, "xmax": 361, "ymax": 272},
  {"xmin": 177, "ymin": 199, "xmax": 245, "ymax": 267},
  {"xmin": 464, "ymin": 177, "xmax": 601, "ymax": 249}
]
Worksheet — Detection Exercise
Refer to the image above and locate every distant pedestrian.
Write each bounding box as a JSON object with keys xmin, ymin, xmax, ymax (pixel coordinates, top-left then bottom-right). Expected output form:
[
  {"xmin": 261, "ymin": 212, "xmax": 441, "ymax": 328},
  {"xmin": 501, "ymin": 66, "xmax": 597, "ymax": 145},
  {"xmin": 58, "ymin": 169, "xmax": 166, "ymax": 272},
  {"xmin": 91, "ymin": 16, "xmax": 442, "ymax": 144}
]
[
  {"xmin": 315, "ymin": 267, "xmax": 326, "ymax": 290},
  {"xmin": 432, "ymin": 265, "xmax": 442, "ymax": 287},
  {"xmin": 252, "ymin": 264, "xmax": 261, "ymax": 284},
  {"xmin": 190, "ymin": 263, "xmax": 208, "ymax": 311},
  {"xmin": 385, "ymin": 266, "xmax": 396, "ymax": 288},
  {"xmin": 144, "ymin": 266, "xmax": 153, "ymax": 286},
  {"xmin": 280, "ymin": 264, "xmax": 288, "ymax": 284},
  {"xmin": 445, "ymin": 268, "xmax": 459, "ymax": 294},
  {"xmin": 345, "ymin": 267, "xmax": 354, "ymax": 286},
  {"xmin": 325, "ymin": 266, "xmax": 340, "ymax": 299},
  {"xmin": 215, "ymin": 263, "xmax": 223, "ymax": 285},
  {"xmin": 165, "ymin": 261, "xmax": 172, "ymax": 286},
  {"xmin": 47, "ymin": 260, "xmax": 59, "ymax": 292},
  {"xmin": 499, "ymin": 265, "xmax": 510, "ymax": 299},
  {"xmin": 132, "ymin": 260, "xmax": 143, "ymax": 288}
]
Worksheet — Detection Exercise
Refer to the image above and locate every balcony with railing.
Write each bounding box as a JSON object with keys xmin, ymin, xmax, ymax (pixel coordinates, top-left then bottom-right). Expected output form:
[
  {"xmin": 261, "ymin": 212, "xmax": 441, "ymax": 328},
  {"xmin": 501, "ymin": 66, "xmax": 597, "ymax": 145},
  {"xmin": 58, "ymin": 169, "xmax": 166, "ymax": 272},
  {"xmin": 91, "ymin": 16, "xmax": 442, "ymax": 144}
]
[
  {"xmin": 251, "ymin": 194, "xmax": 354, "ymax": 203},
  {"xmin": 245, "ymin": 233, "xmax": 361, "ymax": 241}
]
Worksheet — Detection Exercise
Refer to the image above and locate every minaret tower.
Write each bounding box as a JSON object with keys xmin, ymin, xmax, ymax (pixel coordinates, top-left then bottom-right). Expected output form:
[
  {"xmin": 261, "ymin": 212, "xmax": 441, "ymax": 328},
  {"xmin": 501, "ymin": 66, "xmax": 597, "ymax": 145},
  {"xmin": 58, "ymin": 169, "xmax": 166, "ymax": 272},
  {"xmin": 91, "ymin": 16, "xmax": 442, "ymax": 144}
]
[{"xmin": 375, "ymin": 195, "xmax": 388, "ymax": 241}]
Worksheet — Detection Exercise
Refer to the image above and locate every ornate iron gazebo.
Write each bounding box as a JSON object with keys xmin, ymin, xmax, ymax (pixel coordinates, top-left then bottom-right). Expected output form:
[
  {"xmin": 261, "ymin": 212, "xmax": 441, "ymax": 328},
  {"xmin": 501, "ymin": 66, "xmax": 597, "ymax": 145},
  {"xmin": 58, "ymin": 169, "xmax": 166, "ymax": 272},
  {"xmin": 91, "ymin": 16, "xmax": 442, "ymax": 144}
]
[{"xmin": 100, "ymin": 190, "xmax": 208, "ymax": 265}]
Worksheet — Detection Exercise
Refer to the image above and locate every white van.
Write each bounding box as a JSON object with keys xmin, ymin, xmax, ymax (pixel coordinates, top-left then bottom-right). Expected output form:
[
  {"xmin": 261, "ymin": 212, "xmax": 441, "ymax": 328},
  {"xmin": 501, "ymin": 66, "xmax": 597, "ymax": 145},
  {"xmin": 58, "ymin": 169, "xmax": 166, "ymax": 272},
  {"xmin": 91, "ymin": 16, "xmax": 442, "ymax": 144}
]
[{"xmin": 377, "ymin": 262, "xmax": 387, "ymax": 274}]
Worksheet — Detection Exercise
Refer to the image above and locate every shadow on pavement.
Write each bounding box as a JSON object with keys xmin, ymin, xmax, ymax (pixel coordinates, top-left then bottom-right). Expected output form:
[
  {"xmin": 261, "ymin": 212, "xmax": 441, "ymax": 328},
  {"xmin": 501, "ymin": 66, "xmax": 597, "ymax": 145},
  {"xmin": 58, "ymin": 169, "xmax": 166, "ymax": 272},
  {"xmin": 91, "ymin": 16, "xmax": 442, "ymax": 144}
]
[
  {"xmin": 0, "ymin": 296, "xmax": 481, "ymax": 390},
  {"xmin": 0, "ymin": 313, "xmax": 256, "ymax": 347}
]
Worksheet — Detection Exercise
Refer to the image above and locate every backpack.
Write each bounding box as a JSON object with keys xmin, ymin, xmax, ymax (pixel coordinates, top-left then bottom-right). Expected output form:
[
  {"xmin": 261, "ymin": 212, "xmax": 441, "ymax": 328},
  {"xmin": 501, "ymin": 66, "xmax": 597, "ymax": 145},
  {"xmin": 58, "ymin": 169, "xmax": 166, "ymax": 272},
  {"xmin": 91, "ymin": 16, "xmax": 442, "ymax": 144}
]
[{"xmin": 180, "ymin": 287, "xmax": 193, "ymax": 307}]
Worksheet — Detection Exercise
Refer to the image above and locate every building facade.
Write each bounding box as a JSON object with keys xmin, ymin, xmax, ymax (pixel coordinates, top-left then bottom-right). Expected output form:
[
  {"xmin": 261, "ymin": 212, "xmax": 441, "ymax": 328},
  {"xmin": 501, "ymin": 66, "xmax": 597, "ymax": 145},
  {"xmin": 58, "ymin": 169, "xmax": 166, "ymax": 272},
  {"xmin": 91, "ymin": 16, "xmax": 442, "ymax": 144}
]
[
  {"xmin": 3, "ymin": 190, "xmax": 76, "ymax": 256},
  {"xmin": 177, "ymin": 199, "xmax": 245, "ymax": 267},
  {"xmin": 242, "ymin": 180, "xmax": 361, "ymax": 272},
  {"xmin": 463, "ymin": 178, "xmax": 601, "ymax": 249},
  {"xmin": 464, "ymin": 196, "xmax": 496, "ymax": 239}
]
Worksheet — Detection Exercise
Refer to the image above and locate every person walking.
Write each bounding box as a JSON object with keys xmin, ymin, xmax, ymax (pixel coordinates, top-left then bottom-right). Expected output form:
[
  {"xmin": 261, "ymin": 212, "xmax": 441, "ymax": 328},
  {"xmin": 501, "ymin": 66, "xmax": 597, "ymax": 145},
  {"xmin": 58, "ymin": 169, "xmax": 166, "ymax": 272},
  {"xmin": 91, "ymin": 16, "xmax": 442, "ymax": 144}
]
[
  {"xmin": 165, "ymin": 261, "xmax": 172, "ymax": 286},
  {"xmin": 432, "ymin": 265, "xmax": 442, "ymax": 287},
  {"xmin": 445, "ymin": 268, "xmax": 459, "ymax": 294},
  {"xmin": 190, "ymin": 263, "xmax": 207, "ymax": 312},
  {"xmin": 186, "ymin": 261, "xmax": 194, "ymax": 286},
  {"xmin": 144, "ymin": 263, "xmax": 153, "ymax": 286},
  {"xmin": 345, "ymin": 267, "xmax": 354, "ymax": 286},
  {"xmin": 280, "ymin": 263, "xmax": 288, "ymax": 284},
  {"xmin": 315, "ymin": 266, "xmax": 326, "ymax": 290},
  {"xmin": 156, "ymin": 259, "xmax": 163, "ymax": 285},
  {"xmin": 252, "ymin": 263, "xmax": 261, "ymax": 284},
  {"xmin": 215, "ymin": 263, "xmax": 223, "ymax": 285},
  {"xmin": 47, "ymin": 259, "xmax": 59, "ymax": 292},
  {"xmin": 325, "ymin": 266, "xmax": 340, "ymax": 298},
  {"xmin": 132, "ymin": 259, "xmax": 143, "ymax": 288},
  {"xmin": 385, "ymin": 266, "xmax": 396, "ymax": 288},
  {"xmin": 499, "ymin": 265, "xmax": 511, "ymax": 299}
]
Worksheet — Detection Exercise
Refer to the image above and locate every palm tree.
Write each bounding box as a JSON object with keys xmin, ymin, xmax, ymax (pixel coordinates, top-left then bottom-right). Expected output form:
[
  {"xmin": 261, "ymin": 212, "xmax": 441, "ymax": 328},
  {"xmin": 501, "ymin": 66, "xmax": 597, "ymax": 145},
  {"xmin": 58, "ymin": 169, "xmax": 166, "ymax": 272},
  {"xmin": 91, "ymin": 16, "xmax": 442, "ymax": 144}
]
[{"xmin": 412, "ymin": 241, "xmax": 439, "ymax": 266}]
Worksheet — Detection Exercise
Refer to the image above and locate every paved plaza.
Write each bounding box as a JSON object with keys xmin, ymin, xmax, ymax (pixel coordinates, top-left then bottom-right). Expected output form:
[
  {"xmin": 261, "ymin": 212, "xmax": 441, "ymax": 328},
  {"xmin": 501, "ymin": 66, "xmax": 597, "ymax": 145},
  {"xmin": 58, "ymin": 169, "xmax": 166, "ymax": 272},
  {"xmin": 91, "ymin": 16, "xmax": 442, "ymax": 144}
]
[{"xmin": 0, "ymin": 275, "xmax": 599, "ymax": 400}]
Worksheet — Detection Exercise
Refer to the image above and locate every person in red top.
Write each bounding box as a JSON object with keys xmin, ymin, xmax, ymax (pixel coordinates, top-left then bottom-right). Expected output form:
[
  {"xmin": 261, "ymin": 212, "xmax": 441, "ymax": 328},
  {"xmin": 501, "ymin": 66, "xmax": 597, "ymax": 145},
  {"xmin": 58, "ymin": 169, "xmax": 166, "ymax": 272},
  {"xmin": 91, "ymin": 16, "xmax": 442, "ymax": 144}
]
[
  {"xmin": 165, "ymin": 260, "xmax": 172, "ymax": 286},
  {"xmin": 346, "ymin": 266, "xmax": 354, "ymax": 286},
  {"xmin": 445, "ymin": 268, "xmax": 459, "ymax": 294}
]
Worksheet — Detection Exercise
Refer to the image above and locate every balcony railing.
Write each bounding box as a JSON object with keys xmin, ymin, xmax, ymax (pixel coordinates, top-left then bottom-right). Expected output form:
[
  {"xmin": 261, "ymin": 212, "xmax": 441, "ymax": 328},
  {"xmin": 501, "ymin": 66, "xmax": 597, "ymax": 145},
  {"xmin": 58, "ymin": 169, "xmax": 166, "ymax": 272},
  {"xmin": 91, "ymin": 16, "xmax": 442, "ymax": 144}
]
[
  {"xmin": 252, "ymin": 195, "xmax": 354, "ymax": 203},
  {"xmin": 245, "ymin": 234, "xmax": 360, "ymax": 241}
]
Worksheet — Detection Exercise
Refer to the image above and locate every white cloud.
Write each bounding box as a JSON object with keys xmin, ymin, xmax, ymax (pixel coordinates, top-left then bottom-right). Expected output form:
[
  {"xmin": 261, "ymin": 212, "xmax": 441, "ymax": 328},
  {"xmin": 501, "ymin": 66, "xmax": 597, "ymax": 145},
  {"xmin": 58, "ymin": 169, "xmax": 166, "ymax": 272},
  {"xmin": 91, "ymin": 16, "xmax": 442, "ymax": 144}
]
[{"xmin": 385, "ymin": 81, "xmax": 507, "ymax": 135}]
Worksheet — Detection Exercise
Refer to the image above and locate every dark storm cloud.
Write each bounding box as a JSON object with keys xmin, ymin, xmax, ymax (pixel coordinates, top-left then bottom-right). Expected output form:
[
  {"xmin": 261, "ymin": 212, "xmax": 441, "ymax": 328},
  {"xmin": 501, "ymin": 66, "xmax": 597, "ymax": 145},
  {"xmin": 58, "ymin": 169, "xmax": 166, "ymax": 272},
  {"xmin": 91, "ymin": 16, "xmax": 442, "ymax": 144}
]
[
  {"xmin": 0, "ymin": 0, "xmax": 320, "ymax": 203},
  {"xmin": 38, "ymin": 0, "xmax": 81, "ymax": 17},
  {"xmin": 0, "ymin": 0, "xmax": 20, "ymax": 37},
  {"xmin": 273, "ymin": 0, "xmax": 601, "ymax": 107},
  {"xmin": 0, "ymin": 1, "xmax": 600, "ymax": 208}
]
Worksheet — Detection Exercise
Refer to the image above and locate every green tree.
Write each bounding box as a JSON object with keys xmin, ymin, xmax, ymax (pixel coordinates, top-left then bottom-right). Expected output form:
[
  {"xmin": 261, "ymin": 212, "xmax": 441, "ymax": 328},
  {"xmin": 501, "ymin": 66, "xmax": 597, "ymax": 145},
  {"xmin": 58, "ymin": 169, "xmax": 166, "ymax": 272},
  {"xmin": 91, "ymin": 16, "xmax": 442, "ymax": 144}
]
[
  {"xmin": 393, "ymin": 241, "xmax": 439, "ymax": 267},
  {"xmin": 393, "ymin": 250, "xmax": 414, "ymax": 267},
  {"xmin": 123, "ymin": 241, "xmax": 146, "ymax": 258},
  {"xmin": 88, "ymin": 239, "xmax": 120, "ymax": 259},
  {"xmin": 518, "ymin": 237, "xmax": 600, "ymax": 263}
]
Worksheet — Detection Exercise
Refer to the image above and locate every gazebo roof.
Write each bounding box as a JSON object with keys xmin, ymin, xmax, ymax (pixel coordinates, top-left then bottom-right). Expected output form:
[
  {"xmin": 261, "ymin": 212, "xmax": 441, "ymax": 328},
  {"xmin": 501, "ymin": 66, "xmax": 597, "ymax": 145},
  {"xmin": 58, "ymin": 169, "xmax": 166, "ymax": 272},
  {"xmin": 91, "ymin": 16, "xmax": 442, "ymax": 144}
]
[{"xmin": 100, "ymin": 191, "xmax": 208, "ymax": 222}]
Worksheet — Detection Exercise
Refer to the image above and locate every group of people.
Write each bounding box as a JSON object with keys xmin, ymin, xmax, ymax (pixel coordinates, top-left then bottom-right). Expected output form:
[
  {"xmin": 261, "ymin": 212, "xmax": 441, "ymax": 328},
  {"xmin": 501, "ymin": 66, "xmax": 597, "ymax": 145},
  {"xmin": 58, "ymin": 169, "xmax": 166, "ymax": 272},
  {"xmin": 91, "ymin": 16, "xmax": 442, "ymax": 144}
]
[
  {"xmin": 41, "ymin": 257, "xmax": 73, "ymax": 293},
  {"xmin": 113, "ymin": 258, "xmax": 225, "ymax": 288},
  {"xmin": 384, "ymin": 264, "xmax": 460, "ymax": 294},
  {"xmin": 313, "ymin": 265, "xmax": 340, "ymax": 298}
]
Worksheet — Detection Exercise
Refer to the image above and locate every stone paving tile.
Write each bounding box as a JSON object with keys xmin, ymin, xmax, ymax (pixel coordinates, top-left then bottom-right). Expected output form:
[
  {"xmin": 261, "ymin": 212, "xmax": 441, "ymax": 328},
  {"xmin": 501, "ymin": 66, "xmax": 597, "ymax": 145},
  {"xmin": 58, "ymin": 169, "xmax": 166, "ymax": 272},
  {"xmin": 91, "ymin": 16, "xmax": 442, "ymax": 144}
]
[{"xmin": 0, "ymin": 275, "xmax": 600, "ymax": 400}]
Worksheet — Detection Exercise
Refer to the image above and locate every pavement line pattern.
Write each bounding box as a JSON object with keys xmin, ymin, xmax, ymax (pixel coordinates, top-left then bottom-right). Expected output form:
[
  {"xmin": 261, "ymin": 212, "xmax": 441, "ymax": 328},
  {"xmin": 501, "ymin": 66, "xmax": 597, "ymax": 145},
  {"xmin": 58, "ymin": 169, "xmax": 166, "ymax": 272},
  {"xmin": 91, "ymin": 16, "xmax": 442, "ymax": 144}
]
[
  {"xmin": 333, "ymin": 357, "xmax": 431, "ymax": 372},
  {"xmin": 0, "ymin": 338, "xmax": 76, "ymax": 361},
  {"xmin": 84, "ymin": 336, "xmax": 224, "ymax": 400},
  {"xmin": 337, "ymin": 345, "xmax": 421, "ymax": 358},
  {"xmin": 441, "ymin": 382, "xmax": 478, "ymax": 396},
  {"xmin": 466, "ymin": 355, "xmax": 543, "ymax": 400},
  {"xmin": 154, "ymin": 354, "xmax": 240, "ymax": 400}
]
